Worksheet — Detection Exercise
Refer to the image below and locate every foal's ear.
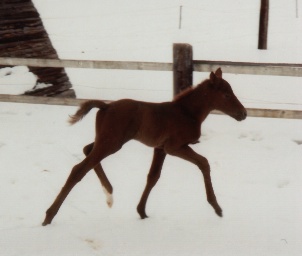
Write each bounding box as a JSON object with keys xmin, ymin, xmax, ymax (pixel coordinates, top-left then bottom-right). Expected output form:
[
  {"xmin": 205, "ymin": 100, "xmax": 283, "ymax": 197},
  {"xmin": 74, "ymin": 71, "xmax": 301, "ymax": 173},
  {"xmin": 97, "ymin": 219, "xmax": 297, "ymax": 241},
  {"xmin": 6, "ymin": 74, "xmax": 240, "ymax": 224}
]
[
  {"xmin": 215, "ymin": 68, "xmax": 222, "ymax": 78},
  {"xmin": 209, "ymin": 69, "xmax": 222, "ymax": 88},
  {"xmin": 210, "ymin": 71, "xmax": 216, "ymax": 83},
  {"xmin": 209, "ymin": 68, "xmax": 222, "ymax": 83}
]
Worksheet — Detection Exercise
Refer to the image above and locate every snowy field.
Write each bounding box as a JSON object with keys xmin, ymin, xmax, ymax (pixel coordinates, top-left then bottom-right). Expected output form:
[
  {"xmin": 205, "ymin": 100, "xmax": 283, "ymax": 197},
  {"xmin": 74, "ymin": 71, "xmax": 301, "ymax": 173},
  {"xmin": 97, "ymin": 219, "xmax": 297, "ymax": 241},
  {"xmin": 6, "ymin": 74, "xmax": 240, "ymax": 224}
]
[
  {"xmin": 0, "ymin": 102, "xmax": 301, "ymax": 256},
  {"xmin": 1, "ymin": 0, "xmax": 302, "ymax": 255}
]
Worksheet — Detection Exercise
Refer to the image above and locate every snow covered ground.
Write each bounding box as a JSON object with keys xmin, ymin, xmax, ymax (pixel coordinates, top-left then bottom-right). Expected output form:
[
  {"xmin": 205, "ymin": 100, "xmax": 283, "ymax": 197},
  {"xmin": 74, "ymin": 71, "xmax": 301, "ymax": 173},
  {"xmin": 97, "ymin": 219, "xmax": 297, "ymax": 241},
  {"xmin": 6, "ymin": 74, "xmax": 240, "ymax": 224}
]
[
  {"xmin": 1, "ymin": 0, "xmax": 302, "ymax": 255},
  {"xmin": 0, "ymin": 102, "xmax": 301, "ymax": 255}
]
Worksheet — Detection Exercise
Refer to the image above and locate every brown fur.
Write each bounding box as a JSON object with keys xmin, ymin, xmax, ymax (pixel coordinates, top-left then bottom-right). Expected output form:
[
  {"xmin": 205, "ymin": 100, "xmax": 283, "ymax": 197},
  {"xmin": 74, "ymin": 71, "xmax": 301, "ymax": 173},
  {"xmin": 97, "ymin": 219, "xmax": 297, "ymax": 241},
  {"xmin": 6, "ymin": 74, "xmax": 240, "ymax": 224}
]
[
  {"xmin": 42, "ymin": 68, "xmax": 247, "ymax": 226},
  {"xmin": 173, "ymin": 87, "xmax": 194, "ymax": 101}
]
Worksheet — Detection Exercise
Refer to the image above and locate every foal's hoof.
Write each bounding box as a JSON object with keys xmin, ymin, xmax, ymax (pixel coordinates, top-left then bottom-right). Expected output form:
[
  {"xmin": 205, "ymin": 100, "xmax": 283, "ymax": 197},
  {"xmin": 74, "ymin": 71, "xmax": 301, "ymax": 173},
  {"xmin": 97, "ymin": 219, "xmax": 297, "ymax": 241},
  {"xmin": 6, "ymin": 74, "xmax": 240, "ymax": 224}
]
[
  {"xmin": 140, "ymin": 213, "xmax": 149, "ymax": 219},
  {"xmin": 215, "ymin": 208, "xmax": 223, "ymax": 217},
  {"xmin": 106, "ymin": 194, "xmax": 113, "ymax": 208},
  {"xmin": 42, "ymin": 219, "xmax": 51, "ymax": 226},
  {"xmin": 42, "ymin": 209, "xmax": 55, "ymax": 226},
  {"xmin": 102, "ymin": 186, "xmax": 113, "ymax": 208},
  {"xmin": 137, "ymin": 208, "xmax": 148, "ymax": 219},
  {"xmin": 138, "ymin": 210, "xmax": 148, "ymax": 219}
]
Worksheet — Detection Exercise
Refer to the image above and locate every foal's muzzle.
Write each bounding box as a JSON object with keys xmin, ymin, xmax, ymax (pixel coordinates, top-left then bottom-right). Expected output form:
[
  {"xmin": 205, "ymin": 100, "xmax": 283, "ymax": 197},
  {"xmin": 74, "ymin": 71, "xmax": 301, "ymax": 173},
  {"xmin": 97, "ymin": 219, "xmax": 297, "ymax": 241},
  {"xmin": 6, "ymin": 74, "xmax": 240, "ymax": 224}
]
[{"xmin": 236, "ymin": 109, "xmax": 247, "ymax": 121}]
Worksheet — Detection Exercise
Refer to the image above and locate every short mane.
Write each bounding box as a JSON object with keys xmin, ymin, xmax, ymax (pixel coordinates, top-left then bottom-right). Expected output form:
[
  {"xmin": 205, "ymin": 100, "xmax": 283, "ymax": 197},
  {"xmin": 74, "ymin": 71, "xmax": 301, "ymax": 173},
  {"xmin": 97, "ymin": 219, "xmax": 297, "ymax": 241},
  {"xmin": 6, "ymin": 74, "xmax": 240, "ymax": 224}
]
[
  {"xmin": 173, "ymin": 87, "xmax": 194, "ymax": 101},
  {"xmin": 173, "ymin": 80, "xmax": 208, "ymax": 102}
]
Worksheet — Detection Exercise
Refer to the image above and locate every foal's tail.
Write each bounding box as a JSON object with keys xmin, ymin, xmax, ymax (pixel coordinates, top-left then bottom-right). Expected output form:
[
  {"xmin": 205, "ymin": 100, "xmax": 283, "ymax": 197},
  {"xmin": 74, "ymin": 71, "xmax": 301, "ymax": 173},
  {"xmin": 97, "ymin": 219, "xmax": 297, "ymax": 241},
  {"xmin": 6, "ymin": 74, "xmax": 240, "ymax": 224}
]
[{"xmin": 69, "ymin": 100, "xmax": 109, "ymax": 125}]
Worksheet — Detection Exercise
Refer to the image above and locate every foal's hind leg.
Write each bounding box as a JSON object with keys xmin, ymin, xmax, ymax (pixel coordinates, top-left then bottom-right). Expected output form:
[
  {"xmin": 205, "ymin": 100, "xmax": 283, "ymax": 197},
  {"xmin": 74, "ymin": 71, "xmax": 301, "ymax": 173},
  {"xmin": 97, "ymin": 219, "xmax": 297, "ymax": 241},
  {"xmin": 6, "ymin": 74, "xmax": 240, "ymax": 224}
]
[
  {"xmin": 137, "ymin": 148, "xmax": 166, "ymax": 219},
  {"xmin": 83, "ymin": 143, "xmax": 113, "ymax": 207},
  {"xmin": 42, "ymin": 150, "xmax": 104, "ymax": 226}
]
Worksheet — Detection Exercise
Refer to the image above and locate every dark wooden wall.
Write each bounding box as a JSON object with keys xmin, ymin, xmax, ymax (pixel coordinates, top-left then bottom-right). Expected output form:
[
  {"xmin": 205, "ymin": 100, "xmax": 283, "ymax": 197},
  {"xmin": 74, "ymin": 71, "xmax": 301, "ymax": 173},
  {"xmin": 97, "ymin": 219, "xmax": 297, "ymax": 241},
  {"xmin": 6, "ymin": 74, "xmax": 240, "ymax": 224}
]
[{"xmin": 0, "ymin": 0, "xmax": 75, "ymax": 97}]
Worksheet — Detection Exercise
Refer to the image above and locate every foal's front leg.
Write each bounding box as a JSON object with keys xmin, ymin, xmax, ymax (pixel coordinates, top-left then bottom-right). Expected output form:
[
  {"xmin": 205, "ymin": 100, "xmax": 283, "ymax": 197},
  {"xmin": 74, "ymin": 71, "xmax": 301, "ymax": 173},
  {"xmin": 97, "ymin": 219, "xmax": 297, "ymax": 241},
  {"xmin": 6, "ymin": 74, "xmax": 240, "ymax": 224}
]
[
  {"xmin": 167, "ymin": 145, "xmax": 222, "ymax": 217},
  {"xmin": 137, "ymin": 148, "xmax": 166, "ymax": 219}
]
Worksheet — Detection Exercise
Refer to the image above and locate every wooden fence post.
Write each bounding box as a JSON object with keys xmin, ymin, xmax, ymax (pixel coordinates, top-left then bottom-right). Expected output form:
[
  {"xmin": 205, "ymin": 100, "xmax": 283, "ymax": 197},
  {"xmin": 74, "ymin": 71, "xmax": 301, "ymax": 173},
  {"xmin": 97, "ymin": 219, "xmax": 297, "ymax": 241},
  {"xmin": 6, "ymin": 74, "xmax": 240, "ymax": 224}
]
[
  {"xmin": 173, "ymin": 43, "xmax": 193, "ymax": 96},
  {"xmin": 258, "ymin": 0, "xmax": 269, "ymax": 49}
]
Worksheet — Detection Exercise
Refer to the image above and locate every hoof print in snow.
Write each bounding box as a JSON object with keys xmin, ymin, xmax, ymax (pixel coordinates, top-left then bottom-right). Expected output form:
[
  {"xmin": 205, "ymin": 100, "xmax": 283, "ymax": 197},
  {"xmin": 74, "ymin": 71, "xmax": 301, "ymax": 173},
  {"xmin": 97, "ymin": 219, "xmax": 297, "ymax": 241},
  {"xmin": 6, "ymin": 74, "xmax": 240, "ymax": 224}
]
[
  {"xmin": 293, "ymin": 140, "xmax": 302, "ymax": 145},
  {"xmin": 277, "ymin": 180, "xmax": 290, "ymax": 188},
  {"xmin": 238, "ymin": 132, "xmax": 263, "ymax": 142},
  {"xmin": 84, "ymin": 238, "xmax": 101, "ymax": 251}
]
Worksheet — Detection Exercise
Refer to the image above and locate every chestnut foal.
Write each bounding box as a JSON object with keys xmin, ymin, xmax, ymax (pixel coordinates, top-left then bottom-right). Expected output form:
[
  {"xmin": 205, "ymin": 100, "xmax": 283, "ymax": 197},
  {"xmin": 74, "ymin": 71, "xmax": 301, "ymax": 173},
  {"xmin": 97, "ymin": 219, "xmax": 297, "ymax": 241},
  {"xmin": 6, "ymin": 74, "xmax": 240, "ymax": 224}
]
[{"xmin": 42, "ymin": 68, "xmax": 247, "ymax": 226}]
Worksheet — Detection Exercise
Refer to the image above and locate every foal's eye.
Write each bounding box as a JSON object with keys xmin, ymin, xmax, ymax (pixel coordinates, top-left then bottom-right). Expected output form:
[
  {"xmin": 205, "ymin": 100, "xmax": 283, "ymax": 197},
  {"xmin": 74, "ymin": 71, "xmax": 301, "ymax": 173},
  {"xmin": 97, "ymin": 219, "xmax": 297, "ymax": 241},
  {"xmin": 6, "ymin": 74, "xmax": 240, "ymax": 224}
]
[{"xmin": 224, "ymin": 94, "xmax": 231, "ymax": 99}]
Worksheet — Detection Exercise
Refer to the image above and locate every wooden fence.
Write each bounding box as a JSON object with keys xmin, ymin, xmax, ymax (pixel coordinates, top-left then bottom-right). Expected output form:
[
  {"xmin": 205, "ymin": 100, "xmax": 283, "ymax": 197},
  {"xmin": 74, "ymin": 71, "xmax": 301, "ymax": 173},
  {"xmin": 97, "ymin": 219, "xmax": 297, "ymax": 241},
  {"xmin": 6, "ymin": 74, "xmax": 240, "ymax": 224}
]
[
  {"xmin": 1, "ymin": 57, "xmax": 302, "ymax": 76},
  {"xmin": 0, "ymin": 43, "xmax": 301, "ymax": 119}
]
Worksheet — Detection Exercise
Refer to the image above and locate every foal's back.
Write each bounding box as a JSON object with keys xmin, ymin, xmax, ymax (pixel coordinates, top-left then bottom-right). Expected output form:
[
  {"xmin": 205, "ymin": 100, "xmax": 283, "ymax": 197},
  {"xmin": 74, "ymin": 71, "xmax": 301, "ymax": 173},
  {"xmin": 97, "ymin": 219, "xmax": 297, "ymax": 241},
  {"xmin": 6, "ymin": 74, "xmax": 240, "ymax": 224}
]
[{"xmin": 95, "ymin": 99, "xmax": 200, "ymax": 149}]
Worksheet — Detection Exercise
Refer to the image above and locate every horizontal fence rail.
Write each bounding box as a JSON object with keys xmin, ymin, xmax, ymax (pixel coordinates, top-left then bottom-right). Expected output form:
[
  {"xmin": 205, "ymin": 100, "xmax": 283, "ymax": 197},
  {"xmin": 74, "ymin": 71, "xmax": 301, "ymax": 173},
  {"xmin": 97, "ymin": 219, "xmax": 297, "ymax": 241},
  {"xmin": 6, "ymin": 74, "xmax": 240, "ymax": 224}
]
[
  {"xmin": 0, "ymin": 94, "xmax": 301, "ymax": 119},
  {"xmin": 1, "ymin": 57, "xmax": 302, "ymax": 76},
  {"xmin": 193, "ymin": 60, "xmax": 302, "ymax": 77},
  {"xmin": 0, "ymin": 94, "xmax": 109, "ymax": 106},
  {"xmin": 0, "ymin": 56, "xmax": 301, "ymax": 119},
  {"xmin": 0, "ymin": 57, "xmax": 173, "ymax": 71}
]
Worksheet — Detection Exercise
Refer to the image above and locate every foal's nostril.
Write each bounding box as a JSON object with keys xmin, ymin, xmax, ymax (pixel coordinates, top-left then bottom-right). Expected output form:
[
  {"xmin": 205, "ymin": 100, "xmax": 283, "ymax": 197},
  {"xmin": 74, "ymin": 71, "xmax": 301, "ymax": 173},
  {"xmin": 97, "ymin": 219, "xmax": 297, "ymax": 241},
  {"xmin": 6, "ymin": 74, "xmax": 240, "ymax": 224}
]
[
  {"xmin": 242, "ymin": 110, "xmax": 247, "ymax": 120},
  {"xmin": 243, "ymin": 110, "xmax": 247, "ymax": 117},
  {"xmin": 237, "ymin": 110, "xmax": 247, "ymax": 121}
]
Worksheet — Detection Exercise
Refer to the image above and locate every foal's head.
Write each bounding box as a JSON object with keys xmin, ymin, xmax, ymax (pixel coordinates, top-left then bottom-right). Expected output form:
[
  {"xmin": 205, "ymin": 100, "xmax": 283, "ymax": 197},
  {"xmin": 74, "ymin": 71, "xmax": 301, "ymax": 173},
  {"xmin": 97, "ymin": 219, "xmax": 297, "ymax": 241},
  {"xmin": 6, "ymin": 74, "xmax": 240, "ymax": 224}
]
[{"xmin": 206, "ymin": 68, "xmax": 247, "ymax": 121}]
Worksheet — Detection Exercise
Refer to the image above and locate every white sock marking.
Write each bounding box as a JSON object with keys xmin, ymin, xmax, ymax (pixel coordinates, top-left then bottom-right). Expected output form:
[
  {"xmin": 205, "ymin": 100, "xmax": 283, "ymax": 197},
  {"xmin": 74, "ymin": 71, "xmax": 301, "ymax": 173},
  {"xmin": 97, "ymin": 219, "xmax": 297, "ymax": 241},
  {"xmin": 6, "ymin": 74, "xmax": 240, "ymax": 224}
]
[{"xmin": 102, "ymin": 186, "xmax": 113, "ymax": 208}]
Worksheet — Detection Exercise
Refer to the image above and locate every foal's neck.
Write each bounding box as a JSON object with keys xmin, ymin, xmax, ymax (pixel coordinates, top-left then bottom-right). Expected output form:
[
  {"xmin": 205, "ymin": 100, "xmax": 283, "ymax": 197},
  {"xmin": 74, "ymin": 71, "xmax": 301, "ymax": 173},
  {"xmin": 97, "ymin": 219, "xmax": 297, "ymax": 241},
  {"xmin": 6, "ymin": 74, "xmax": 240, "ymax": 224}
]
[{"xmin": 174, "ymin": 81, "xmax": 213, "ymax": 123}]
